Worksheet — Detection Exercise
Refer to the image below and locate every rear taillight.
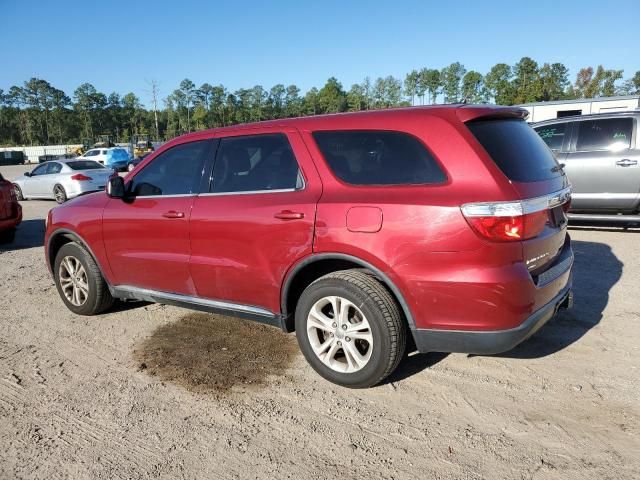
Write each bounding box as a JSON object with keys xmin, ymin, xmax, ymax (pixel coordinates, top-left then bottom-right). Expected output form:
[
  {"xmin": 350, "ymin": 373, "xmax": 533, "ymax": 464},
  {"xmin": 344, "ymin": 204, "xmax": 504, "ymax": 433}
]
[
  {"xmin": 463, "ymin": 209, "xmax": 548, "ymax": 241},
  {"xmin": 71, "ymin": 174, "xmax": 92, "ymax": 181},
  {"xmin": 461, "ymin": 188, "xmax": 571, "ymax": 242}
]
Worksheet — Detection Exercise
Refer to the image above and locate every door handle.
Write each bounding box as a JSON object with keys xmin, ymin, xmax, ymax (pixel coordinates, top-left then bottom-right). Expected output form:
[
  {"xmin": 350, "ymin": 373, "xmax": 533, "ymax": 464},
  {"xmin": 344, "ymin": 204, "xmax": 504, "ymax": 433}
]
[
  {"xmin": 616, "ymin": 159, "xmax": 637, "ymax": 167},
  {"xmin": 274, "ymin": 210, "xmax": 304, "ymax": 220},
  {"xmin": 162, "ymin": 210, "xmax": 185, "ymax": 219}
]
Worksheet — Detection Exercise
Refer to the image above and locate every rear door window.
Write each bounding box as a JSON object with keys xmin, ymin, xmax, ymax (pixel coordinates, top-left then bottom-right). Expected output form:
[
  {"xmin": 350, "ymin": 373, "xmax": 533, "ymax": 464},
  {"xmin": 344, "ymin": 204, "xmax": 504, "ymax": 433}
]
[
  {"xmin": 576, "ymin": 118, "xmax": 633, "ymax": 151},
  {"xmin": 312, "ymin": 130, "xmax": 446, "ymax": 186},
  {"xmin": 534, "ymin": 123, "xmax": 568, "ymax": 151},
  {"xmin": 467, "ymin": 119, "xmax": 560, "ymax": 182}
]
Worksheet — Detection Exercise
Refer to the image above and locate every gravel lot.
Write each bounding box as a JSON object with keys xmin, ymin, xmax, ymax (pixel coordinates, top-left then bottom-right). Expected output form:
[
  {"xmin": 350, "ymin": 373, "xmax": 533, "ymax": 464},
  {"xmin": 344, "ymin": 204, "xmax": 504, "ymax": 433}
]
[{"xmin": 1, "ymin": 164, "xmax": 638, "ymax": 479}]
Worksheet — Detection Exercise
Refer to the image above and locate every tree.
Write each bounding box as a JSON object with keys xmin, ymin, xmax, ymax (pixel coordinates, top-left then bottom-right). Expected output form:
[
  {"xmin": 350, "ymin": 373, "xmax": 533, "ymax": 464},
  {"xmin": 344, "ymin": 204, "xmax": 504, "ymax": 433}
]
[
  {"xmin": 484, "ymin": 63, "xmax": 514, "ymax": 105},
  {"xmin": 73, "ymin": 83, "xmax": 101, "ymax": 139},
  {"xmin": 147, "ymin": 80, "xmax": 161, "ymax": 139},
  {"xmin": 179, "ymin": 78, "xmax": 195, "ymax": 131},
  {"xmin": 512, "ymin": 57, "xmax": 541, "ymax": 103},
  {"xmin": 539, "ymin": 63, "xmax": 569, "ymax": 101},
  {"xmin": 461, "ymin": 71, "xmax": 484, "ymax": 103},
  {"xmin": 404, "ymin": 70, "xmax": 419, "ymax": 106},
  {"xmin": 317, "ymin": 77, "xmax": 346, "ymax": 113},
  {"xmin": 303, "ymin": 87, "xmax": 319, "ymax": 115},
  {"xmin": 441, "ymin": 62, "xmax": 466, "ymax": 103},
  {"xmin": 347, "ymin": 84, "xmax": 366, "ymax": 111},
  {"xmin": 268, "ymin": 84, "xmax": 286, "ymax": 118},
  {"xmin": 284, "ymin": 85, "xmax": 303, "ymax": 117},
  {"xmin": 617, "ymin": 71, "xmax": 640, "ymax": 95}
]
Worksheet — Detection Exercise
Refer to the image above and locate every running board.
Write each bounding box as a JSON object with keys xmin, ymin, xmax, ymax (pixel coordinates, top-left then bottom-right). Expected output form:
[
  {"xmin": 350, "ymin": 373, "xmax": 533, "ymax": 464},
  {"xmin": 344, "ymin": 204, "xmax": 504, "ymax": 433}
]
[
  {"xmin": 110, "ymin": 285, "xmax": 286, "ymax": 330},
  {"xmin": 568, "ymin": 213, "xmax": 640, "ymax": 223}
]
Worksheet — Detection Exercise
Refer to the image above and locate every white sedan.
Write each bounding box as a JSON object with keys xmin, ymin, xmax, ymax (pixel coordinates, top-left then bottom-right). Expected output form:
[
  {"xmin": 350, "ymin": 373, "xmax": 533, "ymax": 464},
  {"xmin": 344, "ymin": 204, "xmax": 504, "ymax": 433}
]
[{"xmin": 12, "ymin": 160, "xmax": 114, "ymax": 204}]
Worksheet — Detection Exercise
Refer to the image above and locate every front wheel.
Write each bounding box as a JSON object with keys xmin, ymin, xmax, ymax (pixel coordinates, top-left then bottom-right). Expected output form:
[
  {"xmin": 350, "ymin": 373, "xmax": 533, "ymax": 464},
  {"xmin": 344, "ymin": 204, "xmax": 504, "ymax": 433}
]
[
  {"xmin": 295, "ymin": 270, "xmax": 406, "ymax": 388},
  {"xmin": 127, "ymin": 163, "xmax": 135, "ymax": 172},
  {"xmin": 53, "ymin": 184, "xmax": 67, "ymax": 204},
  {"xmin": 53, "ymin": 242, "xmax": 115, "ymax": 315}
]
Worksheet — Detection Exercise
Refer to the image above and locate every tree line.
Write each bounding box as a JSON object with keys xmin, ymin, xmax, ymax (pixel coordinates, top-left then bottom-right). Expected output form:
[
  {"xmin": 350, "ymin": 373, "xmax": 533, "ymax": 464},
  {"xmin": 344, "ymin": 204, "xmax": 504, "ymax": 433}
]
[{"xmin": 1, "ymin": 57, "xmax": 638, "ymax": 146}]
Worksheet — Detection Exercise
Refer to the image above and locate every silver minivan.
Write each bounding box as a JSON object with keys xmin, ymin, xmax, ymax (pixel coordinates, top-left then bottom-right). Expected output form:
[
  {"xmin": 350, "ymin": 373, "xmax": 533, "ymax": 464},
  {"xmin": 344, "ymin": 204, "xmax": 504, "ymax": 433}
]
[{"xmin": 534, "ymin": 112, "xmax": 640, "ymax": 222}]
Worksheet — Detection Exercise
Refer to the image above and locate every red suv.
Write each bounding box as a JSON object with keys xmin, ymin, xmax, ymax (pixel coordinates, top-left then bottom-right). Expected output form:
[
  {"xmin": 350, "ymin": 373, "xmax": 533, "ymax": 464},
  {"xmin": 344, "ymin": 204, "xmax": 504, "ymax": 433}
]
[
  {"xmin": 0, "ymin": 172, "xmax": 22, "ymax": 243},
  {"xmin": 45, "ymin": 105, "xmax": 573, "ymax": 388}
]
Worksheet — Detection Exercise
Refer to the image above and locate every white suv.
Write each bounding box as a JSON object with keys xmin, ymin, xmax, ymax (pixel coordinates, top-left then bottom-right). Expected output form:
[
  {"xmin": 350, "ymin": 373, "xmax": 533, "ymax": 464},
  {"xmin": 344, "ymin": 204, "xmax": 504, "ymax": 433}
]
[{"xmin": 78, "ymin": 148, "xmax": 109, "ymax": 164}]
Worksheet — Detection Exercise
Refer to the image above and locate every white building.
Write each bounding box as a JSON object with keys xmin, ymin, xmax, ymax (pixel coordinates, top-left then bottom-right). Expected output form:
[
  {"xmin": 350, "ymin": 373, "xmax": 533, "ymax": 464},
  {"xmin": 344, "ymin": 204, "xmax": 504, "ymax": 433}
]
[{"xmin": 518, "ymin": 95, "xmax": 640, "ymax": 123}]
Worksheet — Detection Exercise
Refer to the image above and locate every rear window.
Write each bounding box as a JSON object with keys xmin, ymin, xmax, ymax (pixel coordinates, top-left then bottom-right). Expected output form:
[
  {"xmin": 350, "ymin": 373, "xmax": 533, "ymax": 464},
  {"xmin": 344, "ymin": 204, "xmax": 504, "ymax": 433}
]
[
  {"xmin": 576, "ymin": 118, "xmax": 633, "ymax": 151},
  {"xmin": 467, "ymin": 119, "xmax": 560, "ymax": 182},
  {"xmin": 534, "ymin": 123, "xmax": 568, "ymax": 151},
  {"xmin": 312, "ymin": 130, "xmax": 446, "ymax": 186},
  {"xmin": 67, "ymin": 161, "xmax": 105, "ymax": 170}
]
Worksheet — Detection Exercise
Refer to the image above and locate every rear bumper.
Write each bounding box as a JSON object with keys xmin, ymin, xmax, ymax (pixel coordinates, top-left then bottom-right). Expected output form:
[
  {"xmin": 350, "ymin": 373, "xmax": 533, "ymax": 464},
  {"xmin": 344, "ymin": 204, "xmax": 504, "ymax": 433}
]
[
  {"xmin": 0, "ymin": 203, "xmax": 22, "ymax": 231},
  {"xmin": 412, "ymin": 282, "xmax": 573, "ymax": 354}
]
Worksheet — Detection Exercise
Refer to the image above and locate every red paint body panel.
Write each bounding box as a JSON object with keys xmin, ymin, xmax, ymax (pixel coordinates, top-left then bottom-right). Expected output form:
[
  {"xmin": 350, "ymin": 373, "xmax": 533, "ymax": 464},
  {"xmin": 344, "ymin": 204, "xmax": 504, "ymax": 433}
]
[
  {"xmin": 189, "ymin": 128, "xmax": 322, "ymax": 312},
  {"xmin": 44, "ymin": 105, "xmax": 572, "ymax": 337},
  {"xmin": 102, "ymin": 196, "xmax": 196, "ymax": 294},
  {"xmin": 0, "ymin": 178, "xmax": 22, "ymax": 231}
]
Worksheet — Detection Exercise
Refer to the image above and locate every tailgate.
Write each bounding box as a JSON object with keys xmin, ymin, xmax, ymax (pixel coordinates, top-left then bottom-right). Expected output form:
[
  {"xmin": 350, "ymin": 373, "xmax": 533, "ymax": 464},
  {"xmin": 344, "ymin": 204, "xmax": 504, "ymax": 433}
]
[{"xmin": 466, "ymin": 117, "xmax": 572, "ymax": 274}]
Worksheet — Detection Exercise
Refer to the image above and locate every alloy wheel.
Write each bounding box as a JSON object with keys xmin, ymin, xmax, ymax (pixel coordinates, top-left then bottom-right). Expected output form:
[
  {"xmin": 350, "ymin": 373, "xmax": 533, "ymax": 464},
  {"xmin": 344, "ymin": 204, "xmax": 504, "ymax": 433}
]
[
  {"xmin": 58, "ymin": 256, "xmax": 89, "ymax": 306},
  {"xmin": 306, "ymin": 295, "xmax": 373, "ymax": 373},
  {"xmin": 54, "ymin": 185, "xmax": 66, "ymax": 203}
]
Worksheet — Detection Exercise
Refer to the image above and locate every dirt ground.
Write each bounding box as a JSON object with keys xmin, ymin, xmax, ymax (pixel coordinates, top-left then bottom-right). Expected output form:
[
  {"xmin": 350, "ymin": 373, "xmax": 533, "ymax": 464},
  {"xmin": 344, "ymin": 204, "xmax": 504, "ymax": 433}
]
[{"xmin": 1, "ymin": 164, "xmax": 638, "ymax": 479}]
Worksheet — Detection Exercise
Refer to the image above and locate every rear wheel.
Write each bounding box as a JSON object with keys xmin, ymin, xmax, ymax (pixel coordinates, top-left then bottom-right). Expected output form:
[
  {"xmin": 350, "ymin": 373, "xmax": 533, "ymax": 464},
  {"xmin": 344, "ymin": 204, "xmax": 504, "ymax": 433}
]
[
  {"xmin": 295, "ymin": 269, "xmax": 406, "ymax": 388},
  {"xmin": 53, "ymin": 184, "xmax": 67, "ymax": 204},
  {"xmin": 53, "ymin": 242, "xmax": 114, "ymax": 315},
  {"xmin": 127, "ymin": 163, "xmax": 135, "ymax": 172}
]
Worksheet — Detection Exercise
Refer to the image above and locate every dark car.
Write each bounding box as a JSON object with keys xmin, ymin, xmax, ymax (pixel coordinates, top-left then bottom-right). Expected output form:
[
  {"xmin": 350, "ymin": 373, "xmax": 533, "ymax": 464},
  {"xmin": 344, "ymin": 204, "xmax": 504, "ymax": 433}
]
[
  {"xmin": 0, "ymin": 172, "xmax": 22, "ymax": 243},
  {"xmin": 126, "ymin": 153, "xmax": 151, "ymax": 172},
  {"xmin": 45, "ymin": 105, "xmax": 573, "ymax": 388},
  {"xmin": 533, "ymin": 111, "xmax": 640, "ymax": 223}
]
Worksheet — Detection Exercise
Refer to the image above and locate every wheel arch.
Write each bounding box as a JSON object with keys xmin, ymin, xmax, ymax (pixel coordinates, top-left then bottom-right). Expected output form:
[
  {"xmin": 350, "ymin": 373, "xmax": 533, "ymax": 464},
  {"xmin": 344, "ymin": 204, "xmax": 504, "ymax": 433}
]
[
  {"xmin": 47, "ymin": 229, "xmax": 111, "ymax": 286},
  {"xmin": 280, "ymin": 253, "xmax": 415, "ymax": 332}
]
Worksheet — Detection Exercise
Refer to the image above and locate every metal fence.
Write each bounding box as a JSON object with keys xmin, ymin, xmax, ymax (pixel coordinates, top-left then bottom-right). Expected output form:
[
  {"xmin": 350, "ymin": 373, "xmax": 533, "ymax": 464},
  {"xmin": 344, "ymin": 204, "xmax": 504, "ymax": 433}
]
[{"xmin": 0, "ymin": 145, "xmax": 81, "ymax": 164}]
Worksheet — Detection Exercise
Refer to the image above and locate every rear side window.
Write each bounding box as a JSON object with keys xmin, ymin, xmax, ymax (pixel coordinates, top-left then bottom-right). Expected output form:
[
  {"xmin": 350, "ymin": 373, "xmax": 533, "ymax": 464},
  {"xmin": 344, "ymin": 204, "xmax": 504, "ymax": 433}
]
[
  {"xmin": 467, "ymin": 119, "xmax": 560, "ymax": 182},
  {"xmin": 576, "ymin": 118, "xmax": 633, "ymax": 151},
  {"xmin": 211, "ymin": 134, "xmax": 302, "ymax": 193},
  {"xmin": 46, "ymin": 162, "xmax": 62, "ymax": 174},
  {"xmin": 67, "ymin": 161, "xmax": 105, "ymax": 170},
  {"xmin": 534, "ymin": 123, "xmax": 568, "ymax": 151},
  {"xmin": 312, "ymin": 130, "xmax": 446, "ymax": 186},
  {"xmin": 130, "ymin": 140, "xmax": 207, "ymax": 196}
]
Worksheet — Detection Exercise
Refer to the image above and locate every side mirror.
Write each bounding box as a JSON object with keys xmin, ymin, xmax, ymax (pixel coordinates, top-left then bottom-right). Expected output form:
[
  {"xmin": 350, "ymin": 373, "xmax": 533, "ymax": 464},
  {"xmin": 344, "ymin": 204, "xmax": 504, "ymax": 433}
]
[
  {"xmin": 24, "ymin": 171, "xmax": 31, "ymax": 177},
  {"xmin": 106, "ymin": 175, "xmax": 125, "ymax": 199}
]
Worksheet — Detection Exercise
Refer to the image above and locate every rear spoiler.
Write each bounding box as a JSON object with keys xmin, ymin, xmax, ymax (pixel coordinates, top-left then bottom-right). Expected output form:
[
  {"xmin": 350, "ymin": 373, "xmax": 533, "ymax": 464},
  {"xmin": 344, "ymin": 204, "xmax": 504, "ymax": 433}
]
[{"xmin": 455, "ymin": 105, "xmax": 529, "ymax": 123}]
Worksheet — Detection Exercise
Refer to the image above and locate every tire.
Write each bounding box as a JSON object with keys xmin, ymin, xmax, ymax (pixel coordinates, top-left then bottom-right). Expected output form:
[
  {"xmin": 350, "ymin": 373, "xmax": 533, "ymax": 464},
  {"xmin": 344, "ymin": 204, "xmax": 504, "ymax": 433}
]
[
  {"xmin": 53, "ymin": 184, "xmax": 67, "ymax": 204},
  {"xmin": 127, "ymin": 163, "xmax": 135, "ymax": 172},
  {"xmin": 0, "ymin": 228, "xmax": 16, "ymax": 244},
  {"xmin": 295, "ymin": 269, "xmax": 406, "ymax": 388},
  {"xmin": 53, "ymin": 242, "xmax": 115, "ymax": 315},
  {"xmin": 13, "ymin": 185, "xmax": 24, "ymax": 201}
]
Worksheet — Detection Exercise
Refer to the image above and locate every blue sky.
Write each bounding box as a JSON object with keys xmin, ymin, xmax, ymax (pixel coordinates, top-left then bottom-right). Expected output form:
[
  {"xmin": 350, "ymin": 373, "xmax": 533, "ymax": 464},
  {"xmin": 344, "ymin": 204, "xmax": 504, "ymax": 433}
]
[{"xmin": 2, "ymin": 0, "xmax": 638, "ymax": 103}]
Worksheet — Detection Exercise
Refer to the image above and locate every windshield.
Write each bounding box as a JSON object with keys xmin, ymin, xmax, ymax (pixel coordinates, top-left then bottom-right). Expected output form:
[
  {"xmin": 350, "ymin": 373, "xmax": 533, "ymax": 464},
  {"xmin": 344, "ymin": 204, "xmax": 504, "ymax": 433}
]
[{"xmin": 67, "ymin": 160, "xmax": 106, "ymax": 170}]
